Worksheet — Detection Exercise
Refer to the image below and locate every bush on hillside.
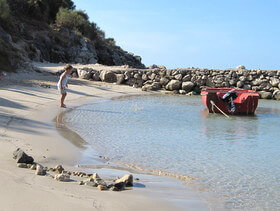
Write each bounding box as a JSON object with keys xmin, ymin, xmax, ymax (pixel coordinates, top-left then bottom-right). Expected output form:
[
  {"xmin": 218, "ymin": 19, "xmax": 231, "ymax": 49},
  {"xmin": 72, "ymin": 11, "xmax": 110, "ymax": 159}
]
[
  {"xmin": 47, "ymin": 0, "xmax": 75, "ymax": 23},
  {"xmin": 0, "ymin": 0, "xmax": 10, "ymax": 19},
  {"xmin": 6, "ymin": 0, "xmax": 74, "ymax": 23},
  {"xmin": 56, "ymin": 8, "xmax": 89, "ymax": 32}
]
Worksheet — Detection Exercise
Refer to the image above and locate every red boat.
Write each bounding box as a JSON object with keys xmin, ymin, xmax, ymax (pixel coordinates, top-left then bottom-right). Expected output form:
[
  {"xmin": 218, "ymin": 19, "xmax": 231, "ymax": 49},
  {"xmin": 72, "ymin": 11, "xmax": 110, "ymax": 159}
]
[{"xmin": 201, "ymin": 88, "xmax": 259, "ymax": 115}]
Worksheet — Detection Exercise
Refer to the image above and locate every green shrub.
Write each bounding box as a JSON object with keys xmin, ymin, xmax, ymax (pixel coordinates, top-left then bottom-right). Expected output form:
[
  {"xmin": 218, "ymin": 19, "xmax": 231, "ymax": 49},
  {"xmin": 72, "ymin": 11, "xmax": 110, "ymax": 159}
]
[
  {"xmin": 6, "ymin": 0, "xmax": 74, "ymax": 23},
  {"xmin": 0, "ymin": 0, "xmax": 10, "ymax": 19},
  {"xmin": 56, "ymin": 8, "xmax": 88, "ymax": 31}
]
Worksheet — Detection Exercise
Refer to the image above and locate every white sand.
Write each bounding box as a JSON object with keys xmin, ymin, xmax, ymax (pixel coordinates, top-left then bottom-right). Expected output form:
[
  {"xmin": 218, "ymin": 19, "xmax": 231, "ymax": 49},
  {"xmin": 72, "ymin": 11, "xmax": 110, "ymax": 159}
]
[{"xmin": 0, "ymin": 63, "xmax": 210, "ymax": 210}]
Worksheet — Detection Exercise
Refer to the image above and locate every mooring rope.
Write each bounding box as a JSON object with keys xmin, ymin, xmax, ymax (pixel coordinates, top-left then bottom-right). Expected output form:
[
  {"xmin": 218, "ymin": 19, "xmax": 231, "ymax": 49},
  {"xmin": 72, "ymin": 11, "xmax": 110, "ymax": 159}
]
[{"xmin": 210, "ymin": 100, "xmax": 230, "ymax": 119}]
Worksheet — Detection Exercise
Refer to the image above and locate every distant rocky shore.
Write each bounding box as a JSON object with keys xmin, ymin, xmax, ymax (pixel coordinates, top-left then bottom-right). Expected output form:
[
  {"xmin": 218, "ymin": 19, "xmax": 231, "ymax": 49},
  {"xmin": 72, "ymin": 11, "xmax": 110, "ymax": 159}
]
[{"xmin": 59, "ymin": 64, "xmax": 280, "ymax": 100}]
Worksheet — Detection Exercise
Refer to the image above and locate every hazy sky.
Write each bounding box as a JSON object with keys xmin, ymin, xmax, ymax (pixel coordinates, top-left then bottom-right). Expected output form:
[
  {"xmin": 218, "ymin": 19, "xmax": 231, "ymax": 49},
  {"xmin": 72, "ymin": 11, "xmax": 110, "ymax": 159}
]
[{"xmin": 74, "ymin": 0, "xmax": 280, "ymax": 69}]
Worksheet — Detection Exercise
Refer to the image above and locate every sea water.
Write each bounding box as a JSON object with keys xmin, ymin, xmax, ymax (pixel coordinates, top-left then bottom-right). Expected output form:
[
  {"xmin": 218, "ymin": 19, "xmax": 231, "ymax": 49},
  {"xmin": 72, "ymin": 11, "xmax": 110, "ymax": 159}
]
[{"xmin": 63, "ymin": 95, "xmax": 280, "ymax": 210}]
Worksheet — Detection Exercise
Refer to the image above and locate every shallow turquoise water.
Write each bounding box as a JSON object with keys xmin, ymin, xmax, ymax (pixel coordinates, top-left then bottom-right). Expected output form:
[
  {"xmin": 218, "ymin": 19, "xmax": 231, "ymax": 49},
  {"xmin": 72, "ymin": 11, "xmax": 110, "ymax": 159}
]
[{"xmin": 64, "ymin": 95, "xmax": 280, "ymax": 210}]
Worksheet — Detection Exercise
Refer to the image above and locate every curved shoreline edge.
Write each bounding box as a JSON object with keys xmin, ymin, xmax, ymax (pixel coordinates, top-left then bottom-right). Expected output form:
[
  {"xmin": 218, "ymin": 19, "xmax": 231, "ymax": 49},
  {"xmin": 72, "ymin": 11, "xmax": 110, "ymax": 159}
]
[
  {"xmin": 0, "ymin": 69, "xmax": 212, "ymax": 210},
  {"xmin": 57, "ymin": 95, "xmax": 195, "ymax": 182}
]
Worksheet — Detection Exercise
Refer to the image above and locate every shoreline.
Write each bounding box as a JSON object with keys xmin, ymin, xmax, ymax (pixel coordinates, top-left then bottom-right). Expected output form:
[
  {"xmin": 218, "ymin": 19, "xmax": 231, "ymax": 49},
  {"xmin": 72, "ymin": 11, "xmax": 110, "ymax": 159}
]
[
  {"xmin": 57, "ymin": 96, "xmax": 197, "ymax": 180},
  {"xmin": 0, "ymin": 66, "xmax": 211, "ymax": 210}
]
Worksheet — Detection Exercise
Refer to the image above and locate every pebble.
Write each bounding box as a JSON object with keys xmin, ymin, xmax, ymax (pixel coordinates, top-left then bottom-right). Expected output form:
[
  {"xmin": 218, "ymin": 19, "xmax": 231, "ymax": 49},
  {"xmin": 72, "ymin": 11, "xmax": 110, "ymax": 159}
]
[{"xmin": 17, "ymin": 163, "xmax": 28, "ymax": 168}]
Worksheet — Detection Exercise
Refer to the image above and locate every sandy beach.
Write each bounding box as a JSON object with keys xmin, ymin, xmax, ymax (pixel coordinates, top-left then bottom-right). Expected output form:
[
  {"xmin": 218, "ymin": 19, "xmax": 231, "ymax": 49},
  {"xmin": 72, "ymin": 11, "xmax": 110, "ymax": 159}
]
[{"xmin": 0, "ymin": 63, "xmax": 209, "ymax": 211}]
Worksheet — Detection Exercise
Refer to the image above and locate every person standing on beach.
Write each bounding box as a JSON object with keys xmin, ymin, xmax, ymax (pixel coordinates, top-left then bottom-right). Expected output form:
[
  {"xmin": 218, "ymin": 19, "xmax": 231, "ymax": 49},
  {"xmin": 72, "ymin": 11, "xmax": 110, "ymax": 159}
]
[{"xmin": 57, "ymin": 64, "xmax": 73, "ymax": 108}]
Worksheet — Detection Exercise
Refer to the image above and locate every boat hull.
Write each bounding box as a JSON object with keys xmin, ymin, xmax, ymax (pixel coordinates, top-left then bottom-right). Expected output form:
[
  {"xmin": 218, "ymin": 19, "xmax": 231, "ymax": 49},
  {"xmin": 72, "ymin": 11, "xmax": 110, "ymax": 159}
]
[{"xmin": 201, "ymin": 88, "xmax": 259, "ymax": 115}]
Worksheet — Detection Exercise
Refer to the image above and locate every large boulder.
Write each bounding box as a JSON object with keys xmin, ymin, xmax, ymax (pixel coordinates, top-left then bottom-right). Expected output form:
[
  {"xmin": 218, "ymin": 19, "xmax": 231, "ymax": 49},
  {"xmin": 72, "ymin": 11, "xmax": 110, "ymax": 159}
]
[
  {"xmin": 77, "ymin": 68, "xmax": 92, "ymax": 79},
  {"xmin": 92, "ymin": 71, "xmax": 101, "ymax": 81},
  {"xmin": 116, "ymin": 74, "xmax": 125, "ymax": 84},
  {"xmin": 259, "ymin": 91, "xmax": 272, "ymax": 99},
  {"xmin": 236, "ymin": 81, "xmax": 244, "ymax": 88},
  {"xmin": 13, "ymin": 148, "xmax": 34, "ymax": 164},
  {"xmin": 165, "ymin": 80, "xmax": 182, "ymax": 91},
  {"xmin": 100, "ymin": 70, "xmax": 117, "ymax": 83},
  {"xmin": 273, "ymin": 90, "xmax": 280, "ymax": 100},
  {"xmin": 251, "ymin": 79, "xmax": 262, "ymax": 86},
  {"xmin": 182, "ymin": 75, "xmax": 191, "ymax": 82},
  {"xmin": 182, "ymin": 82, "xmax": 194, "ymax": 93},
  {"xmin": 142, "ymin": 82, "xmax": 161, "ymax": 91},
  {"xmin": 159, "ymin": 77, "xmax": 170, "ymax": 86},
  {"xmin": 270, "ymin": 78, "xmax": 280, "ymax": 87},
  {"xmin": 174, "ymin": 74, "xmax": 182, "ymax": 80}
]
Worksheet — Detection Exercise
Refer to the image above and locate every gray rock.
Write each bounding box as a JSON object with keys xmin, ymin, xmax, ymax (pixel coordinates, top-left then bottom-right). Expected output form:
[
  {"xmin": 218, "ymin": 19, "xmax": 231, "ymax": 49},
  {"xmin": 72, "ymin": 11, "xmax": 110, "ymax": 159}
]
[
  {"xmin": 174, "ymin": 74, "xmax": 183, "ymax": 80},
  {"xmin": 54, "ymin": 174, "xmax": 70, "ymax": 182},
  {"xmin": 243, "ymin": 84, "xmax": 252, "ymax": 90},
  {"xmin": 100, "ymin": 70, "xmax": 117, "ymax": 83},
  {"xmin": 179, "ymin": 90, "xmax": 187, "ymax": 94},
  {"xmin": 181, "ymin": 82, "xmax": 194, "ymax": 93},
  {"xmin": 229, "ymin": 79, "xmax": 237, "ymax": 86},
  {"xmin": 134, "ymin": 73, "xmax": 142, "ymax": 80},
  {"xmin": 251, "ymin": 79, "xmax": 262, "ymax": 86},
  {"xmin": 148, "ymin": 73, "xmax": 157, "ymax": 80},
  {"xmin": 13, "ymin": 148, "xmax": 34, "ymax": 164},
  {"xmin": 115, "ymin": 174, "xmax": 133, "ymax": 187},
  {"xmin": 142, "ymin": 74, "xmax": 148, "ymax": 81},
  {"xmin": 85, "ymin": 181, "xmax": 98, "ymax": 187},
  {"xmin": 54, "ymin": 165, "xmax": 64, "ymax": 174},
  {"xmin": 116, "ymin": 74, "xmax": 124, "ymax": 84},
  {"xmin": 92, "ymin": 71, "xmax": 101, "ymax": 81},
  {"xmin": 259, "ymin": 82, "xmax": 272, "ymax": 91},
  {"xmin": 35, "ymin": 164, "xmax": 46, "ymax": 176},
  {"xmin": 247, "ymin": 75, "xmax": 254, "ymax": 81},
  {"xmin": 110, "ymin": 182, "xmax": 126, "ymax": 191},
  {"xmin": 77, "ymin": 68, "xmax": 92, "ymax": 79},
  {"xmin": 236, "ymin": 65, "xmax": 246, "ymax": 70},
  {"xmin": 17, "ymin": 163, "xmax": 28, "ymax": 168},
  {"xmin": 259, "ymin": 91, "xmax": 272, "ymax": 99},
  {"xmin": 270, "ymin": 78, "xmax": 280, "ymax": 87},
  {"xmin": 236, "ymin": 81, "xmax": 244, "ymax": 88},
  {"xmin": 148, "ymin": 64, "xmax": 166, "ymax": 69},
  {"xmin": 159, "ymin": 77, "xmax": 170, "ymax": 86},
  {"xmin": 182, "ymin": 75, "xmax": 191, "ymax": 82},
  {"xmin": 124, "ymin": 71, "xmax": 132, "ymax": 80},
  {"xmin": 239, "ymin": 76, "xmax": 246, "ymax": 82},
  {"xmin": 142, "ymin": 82, "xmax": 161, "ymax": 91},
  {"xmin": 166, "ymin": 80, "xmax": 182, "ymax": 91},
  {"xmin": 273, "ymin": 90, "xmax": 280, "ymax": 100}
]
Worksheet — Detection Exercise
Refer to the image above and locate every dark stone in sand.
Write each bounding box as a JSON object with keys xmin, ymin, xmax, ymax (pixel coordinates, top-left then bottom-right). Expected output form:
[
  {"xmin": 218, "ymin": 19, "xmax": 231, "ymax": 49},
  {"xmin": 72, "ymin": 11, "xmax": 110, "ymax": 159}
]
[
  {"xmin": 110, "ymin": 182, "xmax": 126, "ymax": 191},
  {"xmin": 13, "ymin": 148, "xmax": 34, "ymax": 164}
]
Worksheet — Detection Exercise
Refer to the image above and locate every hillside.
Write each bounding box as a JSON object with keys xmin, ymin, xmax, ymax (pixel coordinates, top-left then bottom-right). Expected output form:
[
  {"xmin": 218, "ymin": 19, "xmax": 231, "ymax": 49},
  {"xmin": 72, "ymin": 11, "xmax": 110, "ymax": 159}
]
[{"xmin": 0, "ymin": 0, "xmax": 145, "ymax": 72}]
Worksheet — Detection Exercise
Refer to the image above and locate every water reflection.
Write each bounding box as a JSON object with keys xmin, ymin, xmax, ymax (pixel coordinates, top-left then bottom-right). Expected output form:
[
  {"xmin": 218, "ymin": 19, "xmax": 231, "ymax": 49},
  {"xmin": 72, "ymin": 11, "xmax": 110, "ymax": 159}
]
[{"xmin": 201, "ymin": 109, "xmax": 260, "ymax": 143}]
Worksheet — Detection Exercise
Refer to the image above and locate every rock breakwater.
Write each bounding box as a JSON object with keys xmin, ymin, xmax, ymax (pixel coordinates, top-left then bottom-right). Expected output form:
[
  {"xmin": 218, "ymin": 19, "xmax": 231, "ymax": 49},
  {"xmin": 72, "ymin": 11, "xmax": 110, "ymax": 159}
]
[{"xmin": 70, "ymin": 65, "xmax": 280, "ymax": 100}]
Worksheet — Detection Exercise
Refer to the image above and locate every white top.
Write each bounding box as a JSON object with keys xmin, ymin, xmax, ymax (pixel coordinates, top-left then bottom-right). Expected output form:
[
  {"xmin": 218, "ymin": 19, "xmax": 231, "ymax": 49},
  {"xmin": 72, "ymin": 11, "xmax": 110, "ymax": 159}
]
[{"xmin": 57, "ymin": 73, "xmax": 70, "ymax": 89}]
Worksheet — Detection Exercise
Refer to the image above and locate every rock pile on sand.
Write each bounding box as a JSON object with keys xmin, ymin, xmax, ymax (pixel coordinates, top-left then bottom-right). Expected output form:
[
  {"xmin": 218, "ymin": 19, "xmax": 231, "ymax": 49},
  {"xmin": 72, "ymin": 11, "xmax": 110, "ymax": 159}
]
[{"xmin": 13, "ymin": 148, "xmax": 135, "ymax": 191}]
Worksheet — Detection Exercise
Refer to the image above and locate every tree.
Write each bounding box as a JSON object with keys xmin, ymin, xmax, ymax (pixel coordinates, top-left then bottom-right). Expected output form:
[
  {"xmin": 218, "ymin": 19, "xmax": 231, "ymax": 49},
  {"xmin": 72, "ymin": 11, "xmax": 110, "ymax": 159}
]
[{"xmin": 56, "ymin": 8, "xmax": 88, "ymax": 32}]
